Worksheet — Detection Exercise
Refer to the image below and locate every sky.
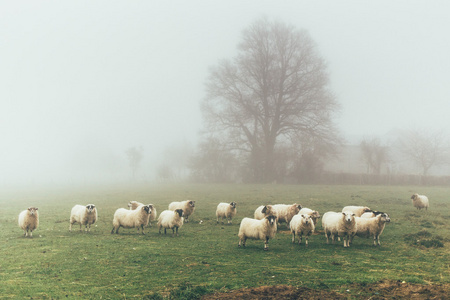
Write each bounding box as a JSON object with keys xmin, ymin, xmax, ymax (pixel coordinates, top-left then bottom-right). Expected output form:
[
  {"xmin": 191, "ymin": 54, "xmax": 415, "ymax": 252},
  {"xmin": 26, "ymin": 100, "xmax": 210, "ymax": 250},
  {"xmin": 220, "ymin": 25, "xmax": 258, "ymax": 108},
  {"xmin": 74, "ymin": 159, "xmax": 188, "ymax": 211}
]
[{"xmin": 1, "ymin": 1, "xmax": 449, "ymax": 185}]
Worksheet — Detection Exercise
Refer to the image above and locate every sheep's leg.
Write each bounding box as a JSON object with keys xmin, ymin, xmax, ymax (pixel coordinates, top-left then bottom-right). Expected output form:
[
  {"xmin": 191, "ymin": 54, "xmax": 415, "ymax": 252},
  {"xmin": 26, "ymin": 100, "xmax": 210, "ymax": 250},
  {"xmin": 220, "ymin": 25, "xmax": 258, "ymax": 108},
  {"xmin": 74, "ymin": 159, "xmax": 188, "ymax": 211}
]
[
  {"xmin": 305, "ymin": 236, "xmax": 309, "ymax": 246},
  {"xmin": 264, "ymin": 236, "xmax": 269, "ymax": 251},
  {"xmin": 292, "ymin": 232, "xmax": 296, "ymax": 244},
  {"xmin": 164, "ymin": 228, "xmax": 167, "ymax": 235},
  {"xmin": 185, "ymin": 216, "xmax": 189, "ymax": 223},
  {"xmin": 29, "ymin": 230, "xmax": 33, "ymax": 238},
  {"xmin": 299, "ymin": 234, "xmax": 303, "ymax": 246},
  {"xmin": 141, "ymin": 224, "xmax": 145, "ymax": 235},
  {"xmin": 158, "ymin": 226, "xmax": 161, "ymax": 234},
  {"xmin": 176, "ymin": 227, "xmax": 179, "ymax": 237},
  {"xmin": 69, "ymin": 222, "xmax": 73, "ymax": 232},
  {"xmin": 217, "ymin": 217, "xmax": 219, "ymax": 224},
  {"xmin": 325, "ymin": 232, "xmax": 329, "ymax": 244},
  {"xmin": 331, "ymin": 234, "xmax": 335, "ymax": 244}
]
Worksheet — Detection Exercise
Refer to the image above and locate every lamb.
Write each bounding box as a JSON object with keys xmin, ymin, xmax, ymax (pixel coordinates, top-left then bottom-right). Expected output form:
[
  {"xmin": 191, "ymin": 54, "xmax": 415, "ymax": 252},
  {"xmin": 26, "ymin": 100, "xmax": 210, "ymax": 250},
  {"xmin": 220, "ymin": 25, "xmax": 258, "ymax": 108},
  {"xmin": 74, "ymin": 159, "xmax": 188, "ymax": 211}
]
[
  {"xmin": 353, "ymin": 212, "xmax": 391, "ymax": 246},
  {"xmin": 411, "ymin": 194, "xmax": 429, "ymax": 210},
  {"xmin": 322, "ymin": 211, "xmax": 357, "ymax": 247},
  {"xmin": 157, "ymin": 209, "xmax": 184, "ymax": 236},
  {"xmin": 128, "ymin": 201, "xmax": 157, "ymax": 226},
  {"xmin": 342, "ymin": 205, "xmax": 372, "ymax": 217},
  {"xmin": 272, "ymin": 203, "xmax": 302, "ymax": 226},
  {"xmin": 238, "ymin": 215, "xmax": 277, "ymax": 251},
  {"xmin": 111, "ymin": 205, "xmax": 151, "ymax": 234},
  {"xmin": 18, "ymin": 207, "xmax": 39, "ymax": 238},
  {"xmin": 254, "ymin": 205, "xmax": 277, "ymax": 220},
  {"xmin": 289, "ymin": 214, "xmax": 315, "ymax": 246},
  {"xmin": 298, "ymin": 207, "xmax": 321, "ymax": 225},
  {"xmin": 216, "ymin": 202, "xmax": 237, "ymax": 224},
  {"xmin": 69, "ymin": 204, "xmax": 97, "ymax": 232},
  {"xmin": 168, "ymin": 200, "xmax": 195, "ymax": 223}
]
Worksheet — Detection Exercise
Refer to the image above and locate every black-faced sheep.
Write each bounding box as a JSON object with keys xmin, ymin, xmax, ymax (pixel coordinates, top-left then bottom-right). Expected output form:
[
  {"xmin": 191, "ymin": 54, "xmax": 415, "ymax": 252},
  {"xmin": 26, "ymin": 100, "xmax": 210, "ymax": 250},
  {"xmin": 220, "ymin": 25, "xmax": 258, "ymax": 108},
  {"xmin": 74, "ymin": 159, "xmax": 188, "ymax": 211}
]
[
  {"xmin": 157, "ymin": 209, "xmax": 184, "ymax": 236},
  {"xmin": 238, "ymin": 215, "xmax": 277, "ymax": 251},
  {"xmin": 411, "ymin": 194, "xmax": 429, "ymax": 210},
  {"xmin": 128, "ymin": 201, "xmax": 157, "ymax": 226},
  {"xmin": 353, "ymin": 212, "xmax": 391, "ymax": 246},
  {"xmin": 69, "ymin": 204, "xmax": 97, "ymax": 232},
  {"xmin": 322, "ymin": 211, "xmax": 357, "ymax": 248},
  {"xmin": 216, "ymin": 202, "xmax": 237, "ymax": 224},
  {"xmin": 290, "ymin": 214, "xmax": 315, "ymax": 246},
  {"xmin": 111, "ymin": 205, "xmax": 151, "ymax": 234},
  {"xmin": 18, "ymin": 207, "xmax": 39, "ymax": 238},
  {"xmin": 168, "ymin": 200, "xmax": 195, "ymax": 223}
]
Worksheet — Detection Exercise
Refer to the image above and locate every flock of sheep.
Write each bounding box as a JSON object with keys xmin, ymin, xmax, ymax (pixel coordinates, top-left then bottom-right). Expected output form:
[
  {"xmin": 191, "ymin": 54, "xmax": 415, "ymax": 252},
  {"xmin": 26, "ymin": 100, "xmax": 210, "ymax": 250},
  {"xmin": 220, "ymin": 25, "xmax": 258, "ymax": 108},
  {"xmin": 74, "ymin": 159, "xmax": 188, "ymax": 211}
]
[{"xmin": 17, "ymin": 193, "xmax": 430, "ymax": 251}]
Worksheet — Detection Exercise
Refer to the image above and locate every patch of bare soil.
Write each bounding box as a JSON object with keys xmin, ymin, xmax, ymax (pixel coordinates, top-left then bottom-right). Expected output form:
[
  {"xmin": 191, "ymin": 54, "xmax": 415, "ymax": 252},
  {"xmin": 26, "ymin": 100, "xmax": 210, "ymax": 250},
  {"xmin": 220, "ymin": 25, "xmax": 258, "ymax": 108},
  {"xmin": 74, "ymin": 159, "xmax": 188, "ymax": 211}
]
[{"xmin": 202, "ymin": 281, "xmax": 449, "ymax": 299}]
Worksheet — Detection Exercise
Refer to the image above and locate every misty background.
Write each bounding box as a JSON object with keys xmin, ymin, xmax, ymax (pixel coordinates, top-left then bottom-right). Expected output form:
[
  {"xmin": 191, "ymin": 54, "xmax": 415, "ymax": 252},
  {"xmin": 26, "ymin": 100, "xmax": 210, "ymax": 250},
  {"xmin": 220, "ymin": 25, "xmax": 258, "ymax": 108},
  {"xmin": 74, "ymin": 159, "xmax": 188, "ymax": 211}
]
[{"xmin": 1, "ymin": 1, "xmax": 450, "ymax": 187}]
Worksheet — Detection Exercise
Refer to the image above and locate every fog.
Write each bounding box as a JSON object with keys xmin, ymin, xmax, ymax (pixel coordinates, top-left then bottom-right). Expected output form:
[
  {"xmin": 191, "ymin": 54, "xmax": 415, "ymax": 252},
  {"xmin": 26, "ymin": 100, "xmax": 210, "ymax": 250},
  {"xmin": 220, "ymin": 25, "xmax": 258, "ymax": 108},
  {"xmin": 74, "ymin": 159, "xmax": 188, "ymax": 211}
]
[{"xmin": 1, "ymin": 1, "xmax": 449, "ymax": 186}]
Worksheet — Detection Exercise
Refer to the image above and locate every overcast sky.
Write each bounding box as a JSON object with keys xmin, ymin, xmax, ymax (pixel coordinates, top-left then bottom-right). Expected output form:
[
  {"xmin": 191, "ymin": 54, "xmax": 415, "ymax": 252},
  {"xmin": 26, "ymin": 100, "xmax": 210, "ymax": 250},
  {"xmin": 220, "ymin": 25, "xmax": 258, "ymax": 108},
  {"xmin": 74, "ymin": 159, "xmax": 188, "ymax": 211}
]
[{"xmin": 1, "ymin": 1, "xmax": 449, "ymax": 185}]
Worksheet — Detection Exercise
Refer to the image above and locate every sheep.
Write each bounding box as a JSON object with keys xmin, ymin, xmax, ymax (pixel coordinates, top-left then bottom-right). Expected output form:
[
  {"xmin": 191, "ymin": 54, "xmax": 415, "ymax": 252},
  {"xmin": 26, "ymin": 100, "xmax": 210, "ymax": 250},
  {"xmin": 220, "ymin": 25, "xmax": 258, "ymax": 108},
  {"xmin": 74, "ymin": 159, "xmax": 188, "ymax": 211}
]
[
  {"xmin": 69, "ymin": 204, "xmax": 97, "ymax": 232},
  {"xmin": 157, "ymin": 209, "xmax": 184, "ymax": 236},
  {"xmin": 238, "ymin": 215, "xmax": 277, "ymax": 251},
  {"xmin": 411, "ymin": 194, "xmax": 429, "ymax": 210},
  {"xmin": 353, "ymin": 212, "xmax": 391, "ymax": 246},
  {"xmin": 298, "ymin": 207, "xmax": 321, "ymax": 225},
  {"xmin": 342, "ymin": 205, "xmax": 372, "ymax": 217},
  {"xmin": 111, "ymin": 205, "xmax": 151, "ymax": 234},
  {"xmin": 322, "ymin": 211, "xmax": 357, "ymax": 248},
  {"xmin": 128, "ymin": 201, "xmax": 157, "ymax": 226},
  {"xmin": 290, "ymin": 214, "xmax": 315, "ymax": 246},
  {"xmin": 216, "ymin": 202, "xmax": 237, "ymax": 224},
  {"xmin": 18, "ymin": 207, "xmax": 39, "ymax": 238},
  {"xmin": 254, "ymin": 205, "xmax": 277, "ymax": 220},
  {"xmin": 168, "ymin": 200, "xmax": 195, "ymax": 223},
  {"xmin": 272, "ymin": 203, "xmax": 302, "ymax": 226}
]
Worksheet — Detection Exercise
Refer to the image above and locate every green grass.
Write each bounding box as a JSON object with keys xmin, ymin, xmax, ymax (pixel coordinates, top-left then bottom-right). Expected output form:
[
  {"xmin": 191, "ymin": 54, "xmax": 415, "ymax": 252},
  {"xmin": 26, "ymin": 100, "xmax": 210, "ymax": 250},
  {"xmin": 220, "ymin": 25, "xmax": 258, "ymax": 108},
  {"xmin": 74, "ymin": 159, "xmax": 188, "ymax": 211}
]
[{"xmin": 0, "ymin": 184, "xmax": 449, "ymax": 298}]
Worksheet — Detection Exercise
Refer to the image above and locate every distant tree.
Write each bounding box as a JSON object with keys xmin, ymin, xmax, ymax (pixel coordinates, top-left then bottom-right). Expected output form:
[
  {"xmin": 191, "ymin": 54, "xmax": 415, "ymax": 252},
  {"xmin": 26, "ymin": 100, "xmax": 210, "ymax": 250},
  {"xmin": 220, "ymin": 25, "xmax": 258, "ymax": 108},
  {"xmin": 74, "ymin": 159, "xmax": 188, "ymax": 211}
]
[
  {"xmin": 202, "ymin": 17, "xmax": 340, "ymax": 183},
  {"xmin": 156, "ymin": 164, "xmax": 174, "ymax": 181},
  {"xmin": 125, "ymin": 146, "xmax": 143, "ymax": 179},
  {"xmin": 360, "ymin": 138, "xmax": 389, "ymax": 174},
  {"xmin": 399, "ymin": 129, "xmax": 449, "ymax": 176}
]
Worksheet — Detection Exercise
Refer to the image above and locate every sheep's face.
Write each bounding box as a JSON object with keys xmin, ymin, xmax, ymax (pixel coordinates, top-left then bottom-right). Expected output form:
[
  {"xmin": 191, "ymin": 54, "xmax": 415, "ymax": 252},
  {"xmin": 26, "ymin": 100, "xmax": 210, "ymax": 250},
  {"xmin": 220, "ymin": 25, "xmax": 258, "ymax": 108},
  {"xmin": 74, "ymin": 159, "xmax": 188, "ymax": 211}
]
[
  {"xmin": 342, "ymin": 212, "xmax": 355, "ymax": 223},
  {"xmin": 148, "ymin": 204, "xmax": 154, "ymax": 211},
  {"xmin": 142, "ymin": 205, "xmax": 151, "ymax": 214},
  {"xmin": 411, "ymin": 194, "xmax": 418, "ymax": 200},
  {"xmin": 188, "ymin": 200, "xmax": 195, "ymax": 207},
  {"xmin": 175, "ymin": 209, "xmax": 184, "ymax": 217},
  {"xmin": 230, "ymin": 202, "xmax": 237, "ymax": 209},
  {"xmin": 266, "ymin": 215, "xmax": 277, "ymax": 226},
  {"xmin": 379, "ymin": 213, "xmax": 391, "ymax": 223},
  {"xmin": 301, "ymin": 214, "xmax": 312, "ymax": 225},
  {"xmin": 312, "ymin": 211, "xmax": 320, "ymax": 218},
  {"xmin": 28, "ymin": 207, "xmax": 38, "ymax": 215},
  {"xmin": 86, "ymin": 204, "xmax": 96, "ymax": 213},
  {"xmin": 363, "ymin": 207, "xmax": 371, "ymax": 213}
]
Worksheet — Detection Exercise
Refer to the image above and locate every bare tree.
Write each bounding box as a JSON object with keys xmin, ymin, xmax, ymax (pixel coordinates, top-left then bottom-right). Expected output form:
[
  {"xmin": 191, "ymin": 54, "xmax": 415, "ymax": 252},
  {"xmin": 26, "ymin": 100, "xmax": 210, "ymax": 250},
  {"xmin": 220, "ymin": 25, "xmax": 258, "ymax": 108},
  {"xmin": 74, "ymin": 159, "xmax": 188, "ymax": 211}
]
[
  {"xmin": 125, "ymin": 146, "xmax": 143, "ymax": 180},
  {"xmin": 202, "ymin": 18, "xmax": 340, "ymax": 182},
  {"xmin": 360, "ymin": 138, "xmax": 389, "ymax": 174},
  {"xmin": 399, "ymin": 129, "xmax": 449, "ymax": 176}
]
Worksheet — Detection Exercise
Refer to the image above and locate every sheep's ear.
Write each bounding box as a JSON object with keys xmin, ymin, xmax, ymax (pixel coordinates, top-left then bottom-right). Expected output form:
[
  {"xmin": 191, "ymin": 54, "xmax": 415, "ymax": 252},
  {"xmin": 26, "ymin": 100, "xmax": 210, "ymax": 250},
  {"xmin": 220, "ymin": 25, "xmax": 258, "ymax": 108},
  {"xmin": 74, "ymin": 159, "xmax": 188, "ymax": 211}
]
[
  {"xmin": 262, "ymin": 206, "xmax": 267, "ymax": 213},
  {"xmin": 342, "ymin": 212, "xmax": 345, "ymax": 215}
]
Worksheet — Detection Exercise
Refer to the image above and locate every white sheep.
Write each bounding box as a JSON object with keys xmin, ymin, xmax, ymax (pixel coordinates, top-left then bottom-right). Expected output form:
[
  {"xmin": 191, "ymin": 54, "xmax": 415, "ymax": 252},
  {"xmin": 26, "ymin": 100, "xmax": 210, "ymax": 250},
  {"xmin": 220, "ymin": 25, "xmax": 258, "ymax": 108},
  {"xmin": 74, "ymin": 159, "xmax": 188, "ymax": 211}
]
[
  {"xmin": 411, "ymin": 194, "xmax": 429, "ymax": 210},
  {"xmin": 272, "ymin": 203, "xmax": 302, "ymax": 226},
  {"xmin": 322, "ymin": 211, "xmax": 357, "ymax": 247},
  {"xmin": 238, "ymin": 215, "xmax": 278, "ymax": 251},
  {"xmin": 69, "ymin": 204, "xmax": 97, "ymax": 232},
  {"xmin": 298, "ymin": 207, "xmax": 321, "ymax": 225},
  {"xmin": 128, "ymin": 201, "xmax": 157, "ymax": 226},
  {"xmin": 111, "ymin": 205, "xmax": 151, "ymax": 234},
  {"xmin": 168, "ymin": 200, "xmax": 195, "ymax": 223},
  {"xmin": 216, "ymin": 202, "xmax": 237, "ymax": 224},
  {"xmin": 254, "ymin": 205, "xmax": 277, "ymax": 220},
  {"xmin": 157, "ymin": 209, "xmax": 184, "ymax": 236},
  {"xmin": 18, "ymin": 207, "xmax": 39, "ymax": 238},
  {"xmin": 342, "ymin": 206, "xmax": 372, "ymax": 217},
  {"xmin": 289, "ymin": 214, "xmax": 315, "ymax": 246},
  {"xmin": 353, "ymin": 212, "xmax": 391, "ymax": 246}
]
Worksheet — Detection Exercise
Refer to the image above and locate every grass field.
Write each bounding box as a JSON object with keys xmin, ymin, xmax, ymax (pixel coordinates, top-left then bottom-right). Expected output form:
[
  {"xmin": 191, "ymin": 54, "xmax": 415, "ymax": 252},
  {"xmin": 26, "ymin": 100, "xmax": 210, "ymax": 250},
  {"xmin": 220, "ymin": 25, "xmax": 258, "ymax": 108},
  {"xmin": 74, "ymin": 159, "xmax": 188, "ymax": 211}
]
[{"xmin": 0, "ymin": 184, "xmax": 449, "ymax": 299}]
